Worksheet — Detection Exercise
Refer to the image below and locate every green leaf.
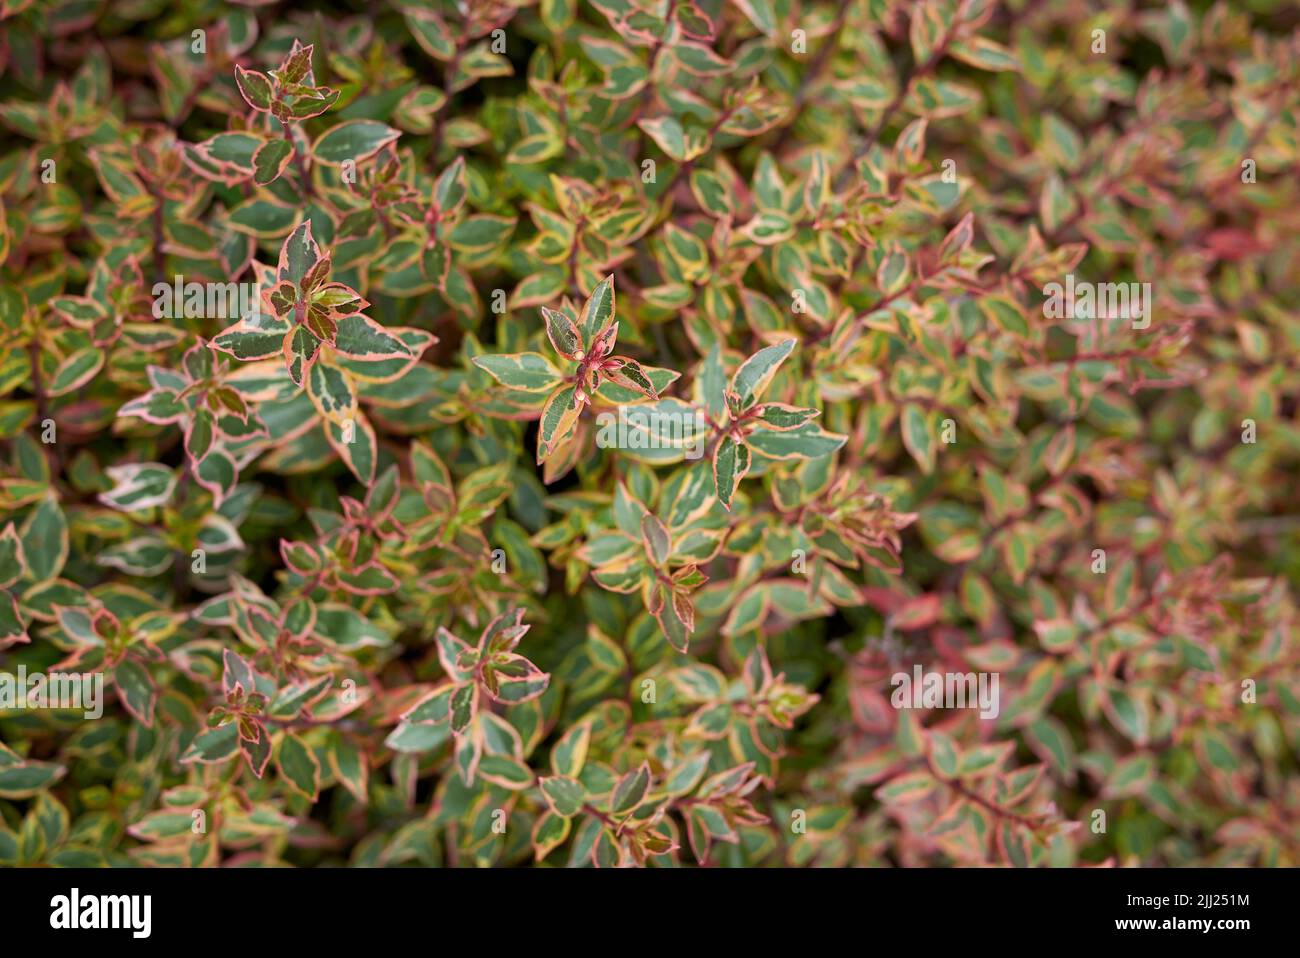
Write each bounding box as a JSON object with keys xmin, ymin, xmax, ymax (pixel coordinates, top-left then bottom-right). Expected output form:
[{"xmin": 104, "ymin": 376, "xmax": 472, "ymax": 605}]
[
  {"xmin": 875, "ymin": 771, "xmax": 938, "ymax": 805},
  {"xmin": 276, "ymin": 733, "xmax": 321, "ymax": 800},
  {"xmin": 537, "ymin": 384, "xmax": 582, "ymax": 463},
  {"xmin": 405, "ymin": 9, "xmax": 456, "ymax": 60},
  {"xmin": 279, "ymin": 313, "xmax": 322, "ymax": 375},
  {"xmin": 0, "ymin": 524, "xmax": 26, "ymax": 588},
  {"xmin": 713, "ymin": 434, "xmax": 750, "ymax": 510},
  {"xmin": 1025, "ymin": 717, "xmax": 1075, "ymax": 780},
  {"xmin": 732, "ymin": 338, "xmax": 795, "ymax": 408},
  {"xmin": 948, "ymin": 36, "xmax": 1019, "ymax": 72},
  {"xmin": 640, "ymin": 514, "xmax": 671, "ymax": 566},
  {"xmin": 332, "ymin": 315, "xmax": 412, "ymax": 360},
  {"xmin": 228, "ymin": 199, "xmax": 299, "ymax": 237},
  {"xmin": 0, "ymin": 760, "xmax": 65, "ymax": 798},
  {"xmin": 751, "ymin": 404, "xmax": 818, "ymax": 431},
  {"xmin": 876, "ymin": 247, "xmax": 911, "ymax": 296},
  {"xmin": 181, "ymin": 723, "xmax": 240, "ymax": 765},
  {"xmin": 434, "ymin": 156, "xmax": 467, "ymax": 214},
  {"xmin": 638, "ymin": 116, "xmax": 691, "ymax": 161},
  {"xmin": 307, "ymin": 361, "xmax": 357, "ymax": 423},
  {"xmin": 212, "ymin": 328, "xmax": 283, "ymax": 361},
  {"xmin": 128, "ymin": 810, "xmax": 195, "ymax": 842},
  {"xmin": 745, "ymin": 422, "xmax": 846, "ymax": 460},
  {"xmin": 550, "ymin": 720, "xmax": 592, "ymax": 778},
  {"xmin": 313, "ymin": 120, "xmax": 401, "ymax": 165},
  {"xmin": 1104, "ymin": 753, "xmax": 1155, "ymax": 799},
  {"xmin": 900, "ymin": 404, "xmax": 936, "ymax": 473},
  {"xmin": 280, "ymin": 220, "xmax": 322, "ymax": 288},
  {"xmin": 268, "ymin": 675, "xmax": 334, "ymax": 720},
  {"xmin": 663, "ymin": 752, "xmax": 711, "ymax": 797},
  {"xmin": 579, "ymin": 275, "xmax": 616, "ymax": 341},
  {"xmin": 329, "ymin": 736, "xmax": 368, "ymax": 803},
  {"xmin": 449, "ymin": 682, "xmax": 477, "ymax": 733},
  {"xmin": 448, "ymin": 214, "xmax": 516, "ymax": 252},
  {"xmin": 540, "ymin": 775, "xmax": 587, "ymax": 817},
  {"xmin": 532, "ymin": 810, "xmax": 571, "ymax": 861},
  {"xmin": 928, "ymin": 730, "xmax": 959, "ymax": 778},
  {"xmin": 609, "ymin": 763, "xmax": 651, "ymax": 816},
  {"xmin": 20, "ymin": 496, "xmax": 68, "ymax": 581},
  {"xmin": 114, "ymin": 660, "xmax": 156, "ymax": 726},
  {"xmin": 47, "ymin": 348, "xmax": 105, "ymax": 397},
  {"xmin": 543, "ymin": 306, "xmax": 584, "ymax": 360},
  {"xmin": 1105, "ymin": 687, "xmax": 1149, "ymax": 745},
  {"xmin": 253, "ymin": 138, "xmax": 293, "ymax": 186},
  {"xmin": 700, "ymin": 343, "xmax": 727, "ymax": 420},
  {"xmin": 234, "ymin": 66, "xmax": 273, "ymax": 111},
  {"xmin": 980, "ymin": 296, "xmax": 1030, "ymax": 338},
  {"xmin": 475, "ymin": 350, "xmax": 561, "ymax": 392},
  {"xmin": 477, "ymin": 754, "xmax": 533, "ymax": 790}
]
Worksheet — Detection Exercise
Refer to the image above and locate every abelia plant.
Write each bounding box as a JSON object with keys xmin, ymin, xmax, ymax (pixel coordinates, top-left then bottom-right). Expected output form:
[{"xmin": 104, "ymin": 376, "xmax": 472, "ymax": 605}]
[
  {"xmin": 0, "ymin": 0, "xmax": 1297, "ymax": 871},
  {"xmin": 474, "ymin": 276, "xmax": 666, "ymax": 465}
]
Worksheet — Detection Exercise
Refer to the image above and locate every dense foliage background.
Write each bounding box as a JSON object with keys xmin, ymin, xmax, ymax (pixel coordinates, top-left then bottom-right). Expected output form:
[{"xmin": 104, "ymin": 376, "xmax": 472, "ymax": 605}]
[{"xmin": 0, "ymin": 0, "xmax": 1297, "ymax": 868}]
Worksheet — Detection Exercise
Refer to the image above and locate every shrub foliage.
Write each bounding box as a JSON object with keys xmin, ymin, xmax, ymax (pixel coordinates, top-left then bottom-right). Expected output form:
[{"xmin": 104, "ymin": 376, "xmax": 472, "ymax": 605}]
[{"xmin": 0, "ymin": 0, "xmax": 1297, "ymax": 868}]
